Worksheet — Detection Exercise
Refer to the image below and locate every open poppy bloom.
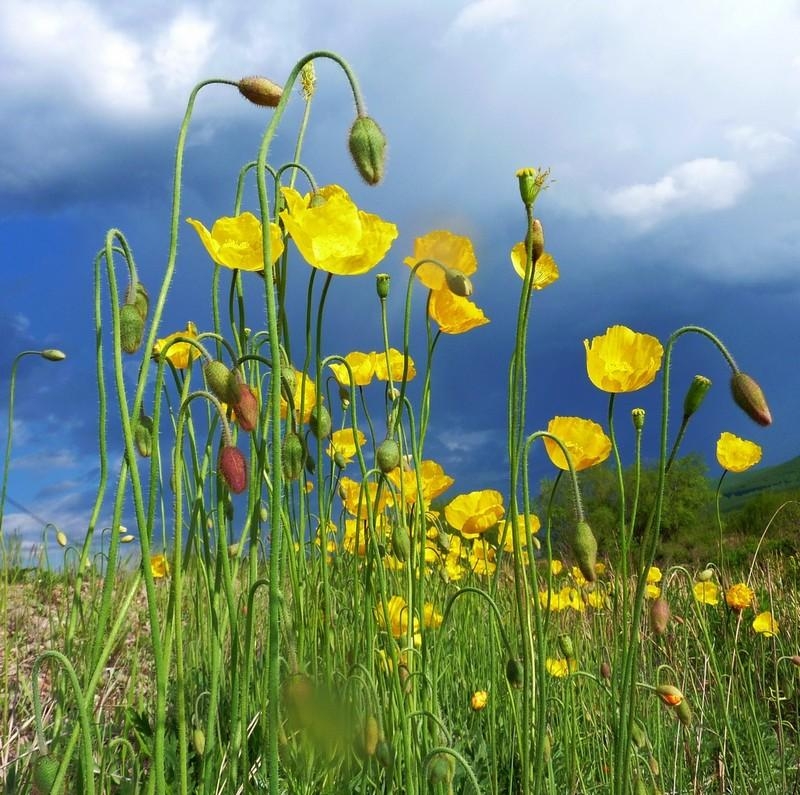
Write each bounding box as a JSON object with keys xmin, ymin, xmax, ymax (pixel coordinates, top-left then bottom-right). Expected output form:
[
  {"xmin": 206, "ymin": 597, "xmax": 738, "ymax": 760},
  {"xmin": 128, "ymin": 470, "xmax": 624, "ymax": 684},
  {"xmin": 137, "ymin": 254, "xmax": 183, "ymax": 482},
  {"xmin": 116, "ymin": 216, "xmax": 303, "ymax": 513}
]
[
  {"xmin": 428, "ymin": 289, "xmax": 490, "ymax": 335},
  {"xmin": 509, "ymin": 244, "xmax": 560, "ymax": 288},
  {"xmin": 584, "ymin": 325, "xmax": 664, "ymax": 393},
  {"xmin": 716, "ymin": 432, "xmax": 762, "ymax": 473},
  {"xmin": 152, "ymin": 322, "xmax": 202, "ymax": 369},
  {"xmin": 186, "ymin": 212, "xmax": 284, "ymax": 271},
  {"xmin": 544, "ymin": 416, "xmax": 612, "ymax": 471},
  {"xmin": 403, "ymin": 229, "xmax": 478, "ymax": 290},
  {"xmin": 445, "ymin": 490, "xmax": 505, "ymax": 538},
  {"xmin": 752, "ymin": 611, "xmax": 779, "ymax": 637}
]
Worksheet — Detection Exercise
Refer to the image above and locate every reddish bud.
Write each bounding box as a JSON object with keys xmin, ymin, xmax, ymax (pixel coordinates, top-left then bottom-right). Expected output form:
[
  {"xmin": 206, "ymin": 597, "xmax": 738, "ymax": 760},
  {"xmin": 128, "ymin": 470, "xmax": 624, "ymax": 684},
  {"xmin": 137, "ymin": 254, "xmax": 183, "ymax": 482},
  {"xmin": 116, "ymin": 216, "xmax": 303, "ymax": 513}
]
[
  {"xmin": 238, "ymin": 76, "xmax": 283, "ymax": 107},
  {"xmin": 731, "ymin": 372, "xmax": 772, "ymax": 427},
  {"xmin": 231, "ymin": 380, "xmax": 259, "ymax": 432},
  {"xmin": 219, "ymin": 445, "xmax": 248, "ymax": 493}
]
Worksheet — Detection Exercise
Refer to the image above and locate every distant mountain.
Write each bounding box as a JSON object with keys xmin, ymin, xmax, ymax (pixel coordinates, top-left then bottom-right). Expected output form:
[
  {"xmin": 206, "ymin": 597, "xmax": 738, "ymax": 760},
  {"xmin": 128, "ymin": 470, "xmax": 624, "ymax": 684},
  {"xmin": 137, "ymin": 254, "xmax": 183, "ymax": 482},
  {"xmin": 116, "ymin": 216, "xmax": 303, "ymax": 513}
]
[{"xmin": 721, "ymin": 454, "xmax": 800, "ymax": 511}]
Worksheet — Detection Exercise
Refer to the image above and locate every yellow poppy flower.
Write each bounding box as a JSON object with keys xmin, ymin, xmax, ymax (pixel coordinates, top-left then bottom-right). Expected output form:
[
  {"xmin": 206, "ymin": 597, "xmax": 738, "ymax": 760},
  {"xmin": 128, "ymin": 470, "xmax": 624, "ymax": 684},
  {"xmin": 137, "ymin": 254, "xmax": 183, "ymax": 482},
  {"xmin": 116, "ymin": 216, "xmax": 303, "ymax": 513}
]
[
  {"xmin": 585, "ymin": 589, "xmax": 609, "ymax": 609},
  {"xmin": 342, "ymin": 518, "xmax": 368, "ymax": 556},
  {"xmin": 280, "ymin": 185, "xmax": 398, "ymax": 275},
  {"xmin": 186, "ymin": 212, "xmax": 284, "ymax": 271},
  {"xmin": 752, "ymin": 611, "xmax": 779, "ymax": 637},
  {"xmin": 546, "ymin": 657, "xmax": 577, "ymax": 678},
  {"xmin": 693, "ymin": 581, "xmax": 720, "ymax": 605},
  {"xmin": 646, "ymin": 566, "xmax": 662, "ymax": 584},
  {"xmin": 428, "ymin": 288, "xmax": 490, "ymax": 335},
  {"xmin": 445, "ymin": 490, "xmax": 505, "ymax": 538},
  {"xmin": 544, "ymin": 416, "xmax": 612, "ymax": 471},
  {"xmin": 584, "ymin": 325, "xmax": 664, "ymax": 393},
  {"xmin": 469, "ymin": 540, "xmax": 497, "ymax": 577},
  {"xmin": 150, "ymin": 553, "xmax": 169, "ymax": 579},
  {"xmin": 423, "ymin": 603, "xmax": 443, "ymax": 629},
  {"xmin": 329, "ymin": 351, "xmax": 376, "ymax": 387},
  {"xmin": 550, "ymin": 560, "xmax": 564, "ymax": 576},
  {"xmin": 509, "ymin": 244, "xmax": 560, "ymax": 288},
  {"xmin": 501, "ymin": 514, "xmax": 541, "ymax": 553},
  {"xmin": 725, "ymin": 582, "xmax": 754, "ymax": 611},
  {"xmin": 375, "ymin": 595, "xmax": 418, "ymax": 639},
  {"xmin": 388, "ymin": 459, "xmax": 455, "ymax": 506},
  {"xmin": 279, "ymin": 369, "xmax": 317, "ymax": 424},
  {"xmin": 339, "ymin": 477, "xmax": 390, "ymax": 518},
  {"xmin": 645, "ymin": 584, "xmax": 661, "ymax": 600},
  {"xmin": 716, "ymin": 432, "xmax": 762, "ymax": 473},
  {"xmin": 403, "ymin": 229, "xmax": 478, "ymax": 291},
  {"xmin": 373, "ymin": 348, "xmax": 416, "ymax": 382},
  {"xmin": 151, "ymin": 321, "xmax": 202, "ymax": 369},
  {"xmin": 470, "ymin": 690, "xmax": 488, "ymax": 711},
  {"xmin": 327, "ymin": 428, "xmax": 366, "ymax": 466}
]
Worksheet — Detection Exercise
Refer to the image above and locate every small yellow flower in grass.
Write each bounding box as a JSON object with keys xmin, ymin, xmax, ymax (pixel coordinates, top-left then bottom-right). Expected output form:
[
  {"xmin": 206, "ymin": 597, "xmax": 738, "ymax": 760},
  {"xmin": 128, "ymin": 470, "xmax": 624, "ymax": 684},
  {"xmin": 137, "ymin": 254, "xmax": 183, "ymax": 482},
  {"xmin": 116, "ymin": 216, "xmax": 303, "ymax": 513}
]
[
  {"xmin": 585, "ymin": 588, "xmax": 609, "ymax": 610},
  {"xmin": 645, "ymin": 584, "xmax": 661, "ymax": 599},
  {"xmin": 423, "ymin": 603, "xmax": 443, "ymax": 629},
  {"xmin": 428, "ymin": 289, "xmax": 490, "ymax": 335},
  {"xmin": 280, "ymin": 185, "xmax": 398, "ymax": 275},
  {"xmin": 752, "ymin": 611, "xmax": 779, "ymax": 637},
  {"xmin": 546, "ymin": 658, "xmax": 577, "ymax": 678},
  {"xmin": 376, "ymin": 595, "xmax": 419, "ymax": 641},
  {"xmin": 470, "ymin": 690, "xmax": 488, "ymax": 711},
  {"xmin": 340, "ymin": 478, "xmax": 390, "ymax": 519},
  {"xmin": 584, "ymin": 325, "xmax": 664, "ymax": 393},
  {"xmin": 150, "ymin": 553, "xmax": 169, "ymax": 579},
  {"xmin": 716, "ymin": 432, "xmax": 762, "ymax": 473},
  {"xmin": 469, "ymin": 540, "xmax": 497, "ymax": 577},
  {"xmin": 550, "ymin": 560, "xmax": 564, "ymax": 576},
  {"xmin": 501, "ymin": 514, "xmax": 541, "ymax": 553},
  {"xmin": 329, "ymin": 351, "xmax": 377, "ymax": 387},
  {"xmin": 647, "ymin": 566, "xmax": 662, "ymax": 584},
  {"xmin": 327, "ymin": 428, "xmax": 366, "ymax": 466},
  {"xmin": 725, "ymin": 582, "xmax": 755, "ymax": 611},
  {"xmin": 571, "ymin": 566, "xmax": 588, "ymax": 587},
  {"xmin": 152, "ymin": 322, "xmax": 202, "ymax": 369},
  {"xmin": 186, "ymin": 213, "xmax": 284, "ymax": 271},
  {"xmin": 594, "ymin": 562, "xmax": 607, "ymax": 576},
  {"xmin": 693, "ymin": 581, "xmax": 720, "ymax": 605},
  {"xmin": 544, "ymin": 416, "xmax": 612, "ymax": 471},
  {"xmin": 509, "ymin": 244, "xmax": 560, "ymax": 287},
  {"xmin": 373, "ymin": 348, "xmax": 416, "ymax": 382},
  {"xmin": 445, "ymin": 490, "xmax": 505, "ymax": 538},
  {"xmin": 403, "ymin": 230, "xmax": 478, "ymax": 290}
]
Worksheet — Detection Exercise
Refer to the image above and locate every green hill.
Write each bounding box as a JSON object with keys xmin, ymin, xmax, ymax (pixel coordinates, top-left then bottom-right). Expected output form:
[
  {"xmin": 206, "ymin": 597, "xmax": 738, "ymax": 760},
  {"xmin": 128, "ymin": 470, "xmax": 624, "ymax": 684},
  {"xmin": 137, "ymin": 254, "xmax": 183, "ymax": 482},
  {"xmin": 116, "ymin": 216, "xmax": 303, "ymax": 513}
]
[{"xmin": 721, "ymin": 454, "xmax": 800, "ymax": 511}]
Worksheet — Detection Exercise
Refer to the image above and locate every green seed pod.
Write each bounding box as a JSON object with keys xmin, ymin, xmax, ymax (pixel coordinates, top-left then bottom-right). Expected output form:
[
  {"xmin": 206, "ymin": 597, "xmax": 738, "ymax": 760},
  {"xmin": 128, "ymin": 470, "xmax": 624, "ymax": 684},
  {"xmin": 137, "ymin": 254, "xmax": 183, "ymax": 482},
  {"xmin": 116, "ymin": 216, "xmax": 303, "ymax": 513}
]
[
  {"xmin": 193, "ymin": 727, "xmax": 206, "ymax": 757},
  {"xmin": 731, "ymin": 371, "xmax": 772, "ymax": 426},
  {"xmin": 134, "ymin": 412, "xmax": 154, "ymax": 458},
  {"xmin": 238, "ymin": 75, "xmax": 283, "ymax": 107},
  {"xmin": 516, "ymin": 167, "xmax": 544, "ymax": 208},
  {"xmin": 391, "ymin": 528, "xmax": 410, "ymax": 562},
  {"xmin": 204, "ymin": 360, "xmax": 236, "ymax": 404},
  {"xmin": 309, "ymin": 405, "xmax": 332, "ymax": 439},
  {"xmin": 631, "ymin": 407, "xmax": 646, "ymax": 431},
  {"xmin": 119, "ymin": 302, "xmax": 145, "ymax": 354},
  {"xmin": 376, "ymin": 438, "xmax": 401, "ymax": 473},
  {"xmin": 376, "ymin": 272, "xmax": 391, "ymax": 299},
  {"xmin": 282, "ymin": 432, "xmax": 305, "ymax": 481},
  {"xmin": 348, "ymin": 115, "xmax": 387, "ymax": 186},
  {"xmin": 572, "ymin": 521, "xmax": 598, "ymax": 583},
  {"xmin": 506, "ymin": 658, "xmax": 524, "ymax": 688},
  {"xmin": 682, "ymin": 375, "xmax": 711, "ymax": 420},
  {"xmin": 32, "ymin": 753, "xmax": 59, "ymax": 795}
]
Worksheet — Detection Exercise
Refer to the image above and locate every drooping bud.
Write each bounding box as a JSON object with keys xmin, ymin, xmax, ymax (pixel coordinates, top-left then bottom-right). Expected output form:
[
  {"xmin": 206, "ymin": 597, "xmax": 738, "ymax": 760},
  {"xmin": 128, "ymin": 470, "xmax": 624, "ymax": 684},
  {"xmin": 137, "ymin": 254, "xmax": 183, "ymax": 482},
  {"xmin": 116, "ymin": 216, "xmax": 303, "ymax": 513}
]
[
  {"xmin": 131, "ymin": 281, "xmax": 149, "ymax": 323},
  {"xmin": 363, "ymin": 716, "xmax": 380, "ymax": 757},
  {"xmin": 524, "ymin": 219, "xmax": 545, "ymax": 264},
  {"xmin": 631, "ymin": 407, "xmax": 646, "ymax": 431},
  {"xmin": 348, "ymin": 115, "xmax": 387, "ymax": 186},
  {"xmin": 193, "ymin": 727, "xmax": 206, "ymax": 756},
  {"xmin": 697, "ymin": 567, "xmax": 714, "ymax": 582},
  {"xmin": 683, "ymin": 375, "xmax": 712, "ymax": 421},
  {"xmin": 675, "ymin": 698, "xmax": 692, "ymax": 726},
  {"xmin": 119, "ymin": 302, "xmax": 145, "ymax": 354},
  {"xmin": 506, "ymin": 658, "xmax": 524, "ymax": 688},
  {"xmin": 391, "ymin": 527, "xmax": 410, "ymax": 562},
  {"xmin": 40, "ymin": 349, "xmax": 66, "ymax": 362},
  {"xmin": 790, "ymin": 655, "xmax": 800, "ymax": 667},
  {"xmin": 558, "ymin": 634, "xmax": 575, "ymax": 661},
  {"xmin": 56, "ymin": 530, "xmax": 68, "ymax": 547},
  {"xmin": 376, "ymin": 438, "xmax": 401, "ymax": 473},
  {"xmin": 427, "ymin": 753, "xmax": 455, "ymax": 786},
  {"xmin": 230, "ymin": 379, "xmax": 259, "ymax": 433},
  {"xmin": 445, "ymin": 270, "xmax": 474, "ymax": 297},
  {"xmin": 630, "ymin": 721, "xmax": 647, "ymax": 750},
  {"xmin": 204, "ymin": 360, "xmax": 236, "ymax": 404},
  {"xmin": 656, "ymin": 683, "xmax": 684, "ymax": 707},
  {"xmin": 572, "ymin": 521, "xmax": 598, "ymax": 583},
  {"xmin": 375, "ymin": 739, "xmax": 395, "ymax": 769},
  {"xmin": 333, "ymin": 451, "xmax": 347, "ymax": 470},
  {"xmin": 32, "ymin": 753, "xmax": 60, "ymax": 795},
  {"xmin": 134, "ymin": 412, "xmax": 154, "ymax": 458},
  {"xmin": 730, "ymin": 372, "xmax": 772, "ymax": 426},
  {"xmin": 600, "ymin": 661, "xmax": 612, "ymax": 681},
  {"xmin": 309, "ymin": 404, "xmax": 332, "ymax": 439},
  {"xmin": 376, "ymin": 272, "xmax": 391, "ymax": 300},
  {"xmin": 282, "ymin": 432, "xmax": 305, "ymax": 481},
  {"xmin": 650, "ymin": 597, "xmax": 671, "ymax": 635},
  {"xmin": 238, "ymin": 76, "xmax": 283, "ymax": 108},
  {"xmin": 219, "ymin": 445, "xmax": 248, "ymax": 494}
]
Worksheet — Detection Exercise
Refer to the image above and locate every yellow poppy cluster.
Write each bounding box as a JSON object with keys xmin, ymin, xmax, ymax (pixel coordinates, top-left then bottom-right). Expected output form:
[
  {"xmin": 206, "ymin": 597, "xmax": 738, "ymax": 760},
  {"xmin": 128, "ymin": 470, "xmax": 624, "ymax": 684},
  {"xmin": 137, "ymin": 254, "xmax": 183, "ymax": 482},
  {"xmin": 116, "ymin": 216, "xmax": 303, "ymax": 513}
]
[{"xmin": 329, "ymin": 349, "xmax": 417, "ymax": 388}]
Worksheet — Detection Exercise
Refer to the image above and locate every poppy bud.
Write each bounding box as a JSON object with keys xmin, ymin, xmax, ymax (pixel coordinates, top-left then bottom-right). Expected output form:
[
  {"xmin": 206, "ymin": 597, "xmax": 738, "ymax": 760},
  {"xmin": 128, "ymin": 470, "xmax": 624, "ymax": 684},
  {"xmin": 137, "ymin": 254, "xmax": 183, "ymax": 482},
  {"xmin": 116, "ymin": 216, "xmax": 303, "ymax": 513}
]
[
  {"xmin": 348, "ymin": 115, "xmax": 387, "ymax": 186},
  {"xmin": 558, "ymin": 634, "xmax": 575, "ymax": 661},
  {"xmin": 572, "ymin": 522, "xmax": 598, "ymax": 583},
  {"xmin": 231, "ymin": 380, "xmax": 259, "ymax": 432},
  {"xmin": 32, "ymin": 753, "xmax": 59, "ymax": 795},
  {"xmin": 427, "ymin": 753, "xmax": 454, "ymax": 786},
  {"xmin": 135, "ymin": 412, "xmax": 154, "ymax": 458},
  {"xmin": 683, "ymin": 375, "xmax": 711, "ymax": 421},
  {"xmin": 631, "ymin": 407, "xmax": 645, "ymax": 431},
  {"xmin": 40, "ymin": 349, "xmax": 66, "ymax": 362},
  {"xmin": 204, "ymin": 360, "xmax": 236, "ymax": 404},
  {"xmin": 525, "ymin": 219, "xmax": 545, "ymax": 264},
  {"xmin": 280, "ymin": 367, "xmax": 297, "ymax": 400},
  {"xmin": 633, "ymin": 774, "xmax": 648, "ymax": 795},
  {"xmin": 56, "ymin": 530, "xmax": 68, "ymax": 547},
  {"xmin": 119, "ymin": 302, "xmax": 145, "ymax": 354},
  {"xmin": 730, "ymin": 372, "xmax": 772, "ymax": 426},
  {"xmin": 219, "ymin": 445, "xmax": 248, "ymax": 494},
  {"xmin": 630, "ymin": 721, "xmax": 647, "ymax": 750},
  {"xmin": 506, "ymin": 658, "xmax": 524, "ymax": 688},
  {"xmin": 259, "ymin": 504, "xmax": 269, "ymax": 523},
  {"xmin": 445, "ymin": 270, "xmax": 474, "ymax": 297},
  {"xmin": 376, "ymin": 739, "xmax": 395, "ymax": 769},
  {"xmin": 309, "ymin": 405, "xmax": 332, "ymax": 439},
  {"xmin": 391, "ymin": 528, "xmax": 410, "ymax": 562},
  {"xmin": 193, "ymin": 727, "xmax": 206, "ymax": 756},
  {"xmin": 282, "ymin": 432, "xmax": 305, "ymax": 481},
  {"xmin": 675, "ymin": 698, "xmax": 692, "ymax": 727},
  {"xmin": 650, "ymin": 597, "xmax": 671, "ymax": 635},
  {"xmin": 376, "ymin": 272, "xmax": 391, "ymax": 299},
  {"xmin": 697, "ymin": 567, "xmax": 714, "ymax": 582},
  {"xmin": 600, "ymin": 661, "xmax": 612, "ymax": 680},
  {"xmin": 790, "ymin": 655, "xmax": 800, "ymax": 667},
  {"xmin": 656, "ymin": 683, "xmax": 684, "ymax": 707},
  {"xmin": 376, "ymin": 438, "xmax": 401, "ymax": 473},
  {"xmin": 238, "ymin": 76, "xmax": 283, "ymax": 107},
  {"xmin": 363, "ymin": 716, "xmax": 380, "ymax": 757},
  {"xmin": 130, "ymin": 281, "xmax": 149, "ymax": 323}
]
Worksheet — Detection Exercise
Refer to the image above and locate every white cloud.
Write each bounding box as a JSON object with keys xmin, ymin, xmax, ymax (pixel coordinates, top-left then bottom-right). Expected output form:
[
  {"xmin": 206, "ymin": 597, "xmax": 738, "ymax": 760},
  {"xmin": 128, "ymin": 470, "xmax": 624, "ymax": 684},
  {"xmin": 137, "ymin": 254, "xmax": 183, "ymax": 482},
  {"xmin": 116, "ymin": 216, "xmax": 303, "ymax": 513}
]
[
  {"xmin": 447, "ymin": 0, "xmax": 525, "ymax": 37},
  {"xmin": 604, "ymin": 158, "xmax": 749, "ymax": 228},
  {"xmin": 725, "ymin": 125, "xmax": 794, "ymax": 172},
  {"xmin": 152, "ymin": 11, "xmax": 216, "ymax": 91}
]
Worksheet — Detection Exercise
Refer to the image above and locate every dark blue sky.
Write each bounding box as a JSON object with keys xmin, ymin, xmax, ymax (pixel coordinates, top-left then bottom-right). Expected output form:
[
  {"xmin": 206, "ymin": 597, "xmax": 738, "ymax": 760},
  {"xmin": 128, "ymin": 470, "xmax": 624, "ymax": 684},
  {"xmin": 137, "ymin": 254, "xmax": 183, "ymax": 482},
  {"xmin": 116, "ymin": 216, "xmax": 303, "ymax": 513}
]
[{"xmin": 1, "ymin": 1, "xmax": 798, "ymax": 555}]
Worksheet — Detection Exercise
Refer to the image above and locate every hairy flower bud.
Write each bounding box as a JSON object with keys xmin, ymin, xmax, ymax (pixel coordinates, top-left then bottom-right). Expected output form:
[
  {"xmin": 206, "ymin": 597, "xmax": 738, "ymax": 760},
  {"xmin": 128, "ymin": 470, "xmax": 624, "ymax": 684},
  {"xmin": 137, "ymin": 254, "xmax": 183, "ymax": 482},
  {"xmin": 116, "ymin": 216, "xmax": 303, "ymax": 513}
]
[
  {"xmin": 131, "ymin": 281, "xmax": 149, "ymax": 323},
  {"xmin": 376, "ymin": 438, "xmax": 401, "ymax": 473},
  {"xmin": 363, "ymin": 716, "xmax": 380, "ymax": 757},
  {"xmin": 309, "ymin": 404, "xmax": 332, "ymax": 439},
  {"xmin": 506, "ymin": 658, "xmax": 524, "ymax": 688},
  {"xmin": 193, "ymin": 727, "xmax": 206, "ymax": 757},
  {"xmin": 219, "ymin": 445, "xmax": 248, "ymax": 494},
  {"xmin": 650, "ymin": 597, "xmax": 671, "ymax": 635},
  {"xmin": 40, "ymin": 348, "xmax": 66, "ymax": 362},
  {"xmin": 238, "ymin": 76, "xmax": 283, "ymax": 107},
  {"xmin": 697, "ymin": 567, "xmax": 714, "ymax": 582},
  {"xmin": 282, "ymin": 432, "xmax": 305, "ymax": 481},
  {"xmin": 572, "ymin": 521, "xmax": 598, "ymax": 583},
  {"xmin": 119, "ymin": 302, "xmax": 145, "ymax": 354},
  {"xmin": 445, "ymin": 270, "xmax": 474, "ymax": 297},
  {"xmin": 600, "ymin": 661, "xmax": 612, "ymax": 680},
  {"xmin": 391, "ymin": 528, "xmax": 411, "ymax": 562},
  {"xmin": 376, "ymin": 739, "xmax": 395, "ymax": 769},
  {"xmin": 56, "ymin": 530, "xmax": 68, "ymax": 547},
  {"xmin": 134, "ymin": 412, "xmax": 154, "ymax": 457},
  {"xmin": 231, "ymin": 379, "xmax": 259, "ymax": 433},
  {"xmin": 525, "ymin": 219, "xmax": 545, "ymax": 264},
  {"xmin": 204, "ymin": 360, "xmax": 236, "ymax": 404},
  {"xmin": 32, "ymin": 753, "xmax": 59, "ymax": 795},
  {"xmin": 348, "ymin": 115, "xmax": 387, "ymax": 185},
  {"xmin": 558, "ymin": 634, "xmax": 575, "ymax": 660},
  {"xmin": 427, "ymin": 753, "xmax": 454, "ymax": 786},
  {"xmin": 731, "ymin": 372, "xmax": 772, "ymax": 426},
  {"xmin": 683, "ymin": 375, "xmax": 712, "ymax": 421}
]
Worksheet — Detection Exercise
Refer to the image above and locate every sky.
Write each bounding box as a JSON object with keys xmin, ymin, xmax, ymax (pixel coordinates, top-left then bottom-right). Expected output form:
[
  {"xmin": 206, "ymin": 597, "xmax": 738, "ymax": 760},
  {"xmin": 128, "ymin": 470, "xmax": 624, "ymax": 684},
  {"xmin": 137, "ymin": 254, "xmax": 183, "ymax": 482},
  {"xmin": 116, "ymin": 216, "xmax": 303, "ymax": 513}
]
[{"xmin": 1, "ymin": 0, "xmax": 798, "ymax": 562}]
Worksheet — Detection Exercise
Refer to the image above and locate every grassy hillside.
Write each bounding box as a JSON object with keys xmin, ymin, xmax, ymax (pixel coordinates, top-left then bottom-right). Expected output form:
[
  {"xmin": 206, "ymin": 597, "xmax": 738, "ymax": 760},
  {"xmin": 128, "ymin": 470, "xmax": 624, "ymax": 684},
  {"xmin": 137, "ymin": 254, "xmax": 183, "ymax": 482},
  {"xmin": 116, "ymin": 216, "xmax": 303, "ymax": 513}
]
[{"xmin": 721, "ymin": 454, "xmax": 800, "ymax": 511}]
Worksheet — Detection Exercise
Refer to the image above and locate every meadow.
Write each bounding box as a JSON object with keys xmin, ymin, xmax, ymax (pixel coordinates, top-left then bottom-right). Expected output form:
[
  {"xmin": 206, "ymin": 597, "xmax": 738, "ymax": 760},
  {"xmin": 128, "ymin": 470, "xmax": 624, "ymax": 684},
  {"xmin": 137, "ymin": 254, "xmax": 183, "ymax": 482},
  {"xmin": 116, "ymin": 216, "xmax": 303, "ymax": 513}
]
[{"xmin": 2, "ymin": 51, "xmax": 798, "ymax": 794}]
